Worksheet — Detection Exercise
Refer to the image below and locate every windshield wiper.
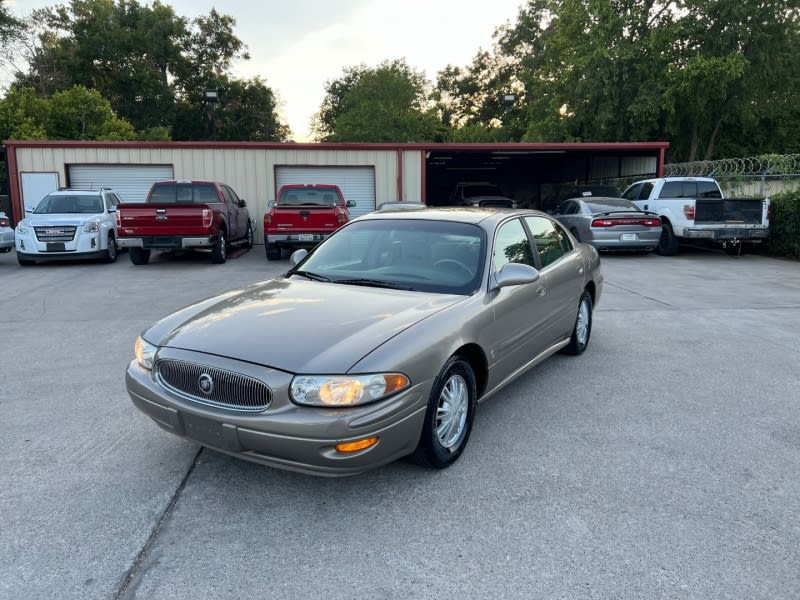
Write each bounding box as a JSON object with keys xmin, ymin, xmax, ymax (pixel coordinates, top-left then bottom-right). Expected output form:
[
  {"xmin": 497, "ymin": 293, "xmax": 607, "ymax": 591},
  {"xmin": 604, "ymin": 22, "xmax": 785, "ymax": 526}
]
[
  {"xmin": 290, "ymin": 270, "xmax": 331, "ymax": 282},
  {"xmin": 334, "ymin": 278, "xmax": 414, "ymax": 290}
]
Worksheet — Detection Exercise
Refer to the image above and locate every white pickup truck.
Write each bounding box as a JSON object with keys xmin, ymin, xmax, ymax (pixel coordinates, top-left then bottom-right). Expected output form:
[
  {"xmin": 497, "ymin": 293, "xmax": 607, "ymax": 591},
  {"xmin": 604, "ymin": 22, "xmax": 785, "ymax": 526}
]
[{"xmin": 621, "ymin": 176, "xmax": 770, "ymax": 255}]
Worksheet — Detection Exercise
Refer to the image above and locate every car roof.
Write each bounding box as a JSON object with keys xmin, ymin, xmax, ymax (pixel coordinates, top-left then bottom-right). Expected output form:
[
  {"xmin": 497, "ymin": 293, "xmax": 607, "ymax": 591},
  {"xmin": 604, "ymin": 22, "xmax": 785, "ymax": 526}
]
[
  {"xmin": 356, "ymin": 206, "xmax": 543, "ymax": 225},
  {"xmin": 47, "ymin": 188, "xmax": 108, "ymax": 195}
]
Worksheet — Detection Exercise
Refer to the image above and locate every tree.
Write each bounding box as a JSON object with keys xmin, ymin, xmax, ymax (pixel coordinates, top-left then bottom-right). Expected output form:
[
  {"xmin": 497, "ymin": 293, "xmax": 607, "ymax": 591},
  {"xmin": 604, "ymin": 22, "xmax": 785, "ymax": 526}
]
[
  {"xmin": 313, "ymin": 59, "xmax": 446, "ymax": 142},
  {"xmin": 0, "ymin": 84, "xmax": 135, "ymax": 140},
  {"xmin": 12, "ymin": 0, "xmax": 286, "ymax": 140}
]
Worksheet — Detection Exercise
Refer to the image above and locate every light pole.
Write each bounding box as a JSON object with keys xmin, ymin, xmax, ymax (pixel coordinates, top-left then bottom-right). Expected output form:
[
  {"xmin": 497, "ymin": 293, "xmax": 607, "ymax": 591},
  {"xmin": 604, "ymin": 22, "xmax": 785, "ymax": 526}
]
[
  {"xmin": 503, "ymin": 93, "xmax": 516, "ymax": 142},
  {"xmin": 205, "ymin": 88, "xmax": 218, "ymax": 140}
]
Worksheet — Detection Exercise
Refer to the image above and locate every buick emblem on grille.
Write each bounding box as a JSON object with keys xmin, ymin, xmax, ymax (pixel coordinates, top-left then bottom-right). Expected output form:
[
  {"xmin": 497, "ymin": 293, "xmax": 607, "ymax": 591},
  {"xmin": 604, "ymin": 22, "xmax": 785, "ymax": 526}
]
[{"xmin": 198, "ymin": 373, "xmax": 214, "ymax": 395}]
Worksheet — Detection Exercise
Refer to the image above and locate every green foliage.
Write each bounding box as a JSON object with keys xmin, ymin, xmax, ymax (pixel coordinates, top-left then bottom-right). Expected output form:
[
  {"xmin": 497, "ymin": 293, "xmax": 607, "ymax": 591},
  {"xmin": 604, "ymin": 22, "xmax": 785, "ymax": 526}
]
[
  {"xmin": 763, "ymin": 191, "xmax": 800, "ymax": 258},
  {"xmin": 314, "ymin": 59, "xmax": 446, "ymax": 142}
]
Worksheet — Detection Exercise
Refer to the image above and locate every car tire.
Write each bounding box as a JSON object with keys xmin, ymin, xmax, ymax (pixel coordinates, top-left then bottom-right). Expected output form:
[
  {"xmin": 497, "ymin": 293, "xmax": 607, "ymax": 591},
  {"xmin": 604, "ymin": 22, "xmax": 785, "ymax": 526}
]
[
  {"xmin": 244, "ymin": 220, "xmax": 254, "ymax": 249},
  {"xmin": 656, "ymin": 222, "xmax": 679, "ymax": 256},
  {"xmin": 561, "ymin": 290, "xmax": 593, "ymax": 355},
  {"xmin": 105, "ymin": 233, "xmax": 118, "ymax": 263},
  {"xmin": 129, "ymin": 247, "xmax": 151, "ymax": 265},
  {"xmin": 408, "ymin": 356, "xmax": 477, "ymax": 469},
  {"xmin": 265, "ymin": 243, "xmax": 281, "ymax": 261},
  {"xmin": 17, "ymin": 253, "xmax": 35, "ymax": 266},
  {"xmin": 211, "ymin": 230, "xmax": 227, "ymax": 264}
]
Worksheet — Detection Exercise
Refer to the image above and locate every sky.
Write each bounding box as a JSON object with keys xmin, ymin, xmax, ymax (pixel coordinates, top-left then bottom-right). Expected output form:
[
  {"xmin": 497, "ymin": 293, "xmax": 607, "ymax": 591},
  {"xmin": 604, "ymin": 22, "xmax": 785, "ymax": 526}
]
[{"xmin": 6, "ymin": 0, "xmax": 524, "ymax": 141}]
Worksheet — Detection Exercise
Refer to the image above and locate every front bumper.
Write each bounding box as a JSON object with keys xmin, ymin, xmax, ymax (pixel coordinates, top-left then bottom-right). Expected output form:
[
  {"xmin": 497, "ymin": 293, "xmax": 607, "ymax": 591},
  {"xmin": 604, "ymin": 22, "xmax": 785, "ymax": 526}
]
[
  {"xmin": 125, "ymin": 355, "xmax": 429, "ymax": 477},
  {"xmin": 15, "ymin": 231, "xmax": 108, "ymax": 260},
  {"xmin": 117, "ymin": 235, "xmax": 217, "ymax": 250}
]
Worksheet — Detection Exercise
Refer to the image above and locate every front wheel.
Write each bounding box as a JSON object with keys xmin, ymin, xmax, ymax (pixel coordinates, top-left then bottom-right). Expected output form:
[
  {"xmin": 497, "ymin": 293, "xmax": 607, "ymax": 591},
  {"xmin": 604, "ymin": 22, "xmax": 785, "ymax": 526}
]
[
  {"xmin": 244, "ymin": 220, "xmax": 254, "ymax": 249},
  {"xmin": 561, "ymin": 290, "xmax": 593, "ymax": 355},
  {"xmin": 211, "ymin": 230, "xmax": 227, "ymax": 264},
  {"xmin": 408, "ymin": 356, "xmax": 477, "ymax": 469},
  {"xmin": 656, "ymin": 222, "xmax": 679, "ymax": 256},
  {"xmin": 105, "ymin": 233, "xmax": 118, "ymax": 263}
]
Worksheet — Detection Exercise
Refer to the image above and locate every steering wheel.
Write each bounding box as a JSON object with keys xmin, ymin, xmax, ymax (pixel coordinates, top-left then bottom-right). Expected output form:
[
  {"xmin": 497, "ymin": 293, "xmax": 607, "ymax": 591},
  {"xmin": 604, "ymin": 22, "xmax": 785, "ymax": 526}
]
[{"xmin": 434, "ymin": 258, "xmax": 473, "ymax": 278}]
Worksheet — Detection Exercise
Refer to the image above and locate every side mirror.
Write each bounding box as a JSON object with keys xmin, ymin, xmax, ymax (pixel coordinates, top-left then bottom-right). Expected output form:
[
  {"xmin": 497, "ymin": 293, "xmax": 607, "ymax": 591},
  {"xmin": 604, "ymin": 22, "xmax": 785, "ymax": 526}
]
[
  {"xmin": 346, "ymin": 200, "xmax": 357, "ymax": 208},
  {"xmin": 268, "ymin": 200, "xmax": 276, "ymax": 208},
  {"xmin": 289, "ymin": 249, "xmax": 308, "ymax": 266},
  {"xmin": 491, "ymin": 262, "xmax": 540, "ymax": 291},
  {"xmin": 240, "ymin": 199, "xmax": 247, "ymax": 208},
  {"xmin": 107, "ymin": 205, "xmax": 117, "ymax": 213}
]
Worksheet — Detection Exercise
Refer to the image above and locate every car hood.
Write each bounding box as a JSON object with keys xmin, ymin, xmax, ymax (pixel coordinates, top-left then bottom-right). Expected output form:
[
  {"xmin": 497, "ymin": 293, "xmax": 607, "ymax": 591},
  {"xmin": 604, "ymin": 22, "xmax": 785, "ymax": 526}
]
[
  {"xmin": 143, "ymin": 277, "xmax": 465, "ymax": 373},
  {"xmin": 23, "ymin": 213, "xmax": 104, "ymax": 226}
]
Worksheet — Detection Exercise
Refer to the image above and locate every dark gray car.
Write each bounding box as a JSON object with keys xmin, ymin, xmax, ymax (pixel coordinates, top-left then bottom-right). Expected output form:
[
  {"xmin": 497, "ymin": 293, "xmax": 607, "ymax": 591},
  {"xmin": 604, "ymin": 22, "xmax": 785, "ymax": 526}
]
[
  {"xmin": 554, "ymin": 196, "xmax": 661, "ymax": 252},
  {"xmin": 126, "ymin": 208, "xmax": 603, "ymax": 476}
]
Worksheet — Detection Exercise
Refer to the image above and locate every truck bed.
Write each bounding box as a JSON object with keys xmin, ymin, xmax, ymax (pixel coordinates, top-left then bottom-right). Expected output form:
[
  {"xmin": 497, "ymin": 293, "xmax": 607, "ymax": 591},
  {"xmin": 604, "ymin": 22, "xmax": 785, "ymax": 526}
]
[{"xmin": 695, "ymin": 198, "xmax": 767, "ymax": 224}]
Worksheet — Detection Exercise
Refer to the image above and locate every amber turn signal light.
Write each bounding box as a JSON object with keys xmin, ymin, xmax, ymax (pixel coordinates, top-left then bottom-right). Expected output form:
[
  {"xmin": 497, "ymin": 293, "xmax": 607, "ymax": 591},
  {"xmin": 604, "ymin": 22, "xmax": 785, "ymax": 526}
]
[{"xmin": 335, "ymin": 437, "xmax": 379, "ymax": 453}]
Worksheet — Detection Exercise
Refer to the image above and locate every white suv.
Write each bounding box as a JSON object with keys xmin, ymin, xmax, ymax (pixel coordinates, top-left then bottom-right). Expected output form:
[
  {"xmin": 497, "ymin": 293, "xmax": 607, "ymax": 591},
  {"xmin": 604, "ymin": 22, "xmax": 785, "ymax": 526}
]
[{"xmin": 14, "ymin": 188, "xmax": 122, "ymax": 265}]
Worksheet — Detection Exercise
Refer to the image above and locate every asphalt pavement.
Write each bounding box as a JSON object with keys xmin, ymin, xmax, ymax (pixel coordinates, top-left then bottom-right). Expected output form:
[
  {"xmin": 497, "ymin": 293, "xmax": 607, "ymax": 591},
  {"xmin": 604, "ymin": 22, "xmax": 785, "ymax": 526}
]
[{"xmin": 1, "ymin": 245, "xmax": 798, "ymax": 600}]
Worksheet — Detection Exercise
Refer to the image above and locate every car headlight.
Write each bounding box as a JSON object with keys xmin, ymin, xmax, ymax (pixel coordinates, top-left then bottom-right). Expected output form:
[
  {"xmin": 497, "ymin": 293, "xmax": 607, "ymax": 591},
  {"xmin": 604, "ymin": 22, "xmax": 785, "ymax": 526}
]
[
  {"xmin": 83, "ymin": 220, "xmax": 100, "ymax": 233},
  {"xmin": 16, "ymin": 223, "xmax": 28, "ymax": 235},
  {"xmin": 134, "ymin": 336, "xmax": 158, "ymax": 370},
  {"xmin": 290, "ymin": 373, "xmax": 410, "ymax": 407}
]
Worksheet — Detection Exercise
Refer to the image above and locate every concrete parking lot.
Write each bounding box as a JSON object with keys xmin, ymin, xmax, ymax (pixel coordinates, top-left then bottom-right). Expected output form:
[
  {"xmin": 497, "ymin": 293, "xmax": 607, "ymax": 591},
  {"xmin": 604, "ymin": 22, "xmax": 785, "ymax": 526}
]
[{"xmin": 1, "ymin": 246, "xmax": 798, "ymax": 600}]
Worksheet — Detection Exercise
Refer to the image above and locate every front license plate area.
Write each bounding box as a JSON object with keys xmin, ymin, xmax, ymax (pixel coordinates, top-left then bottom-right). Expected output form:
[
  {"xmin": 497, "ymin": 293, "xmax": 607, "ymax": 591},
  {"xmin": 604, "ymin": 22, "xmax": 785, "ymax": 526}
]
[
  {"xmin": 46, "ymin": 242, "xmax": 66, "ymax": 252},
  {"xmin": 182, "ymin": 413, "xmax": 226, "ymax": 448},
  {"xmin": 620, "ymin": 233, "xmax": 638, "ymax": 242},
  {"xmin": 298, "ymin": 234, "xmax": 314, "ymax": 242}
]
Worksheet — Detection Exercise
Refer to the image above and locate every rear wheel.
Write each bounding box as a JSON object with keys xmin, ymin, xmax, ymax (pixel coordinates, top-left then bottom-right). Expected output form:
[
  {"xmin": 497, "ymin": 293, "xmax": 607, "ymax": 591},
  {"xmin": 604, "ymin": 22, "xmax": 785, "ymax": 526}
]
[
  {"xmin": 408, "ymin": 356, "xmax": 476, "ymax": 469},
  {"xmin": 105, "ymin": 233, "xmax": 118, "ymax": 263},
  {"xmin": 265, "ymin": 242, "xmax": 281, "ymax": 261},
  {"xmin": 129, "ymin": 247, "xmax": 151, "ymax": 265},
  {"xmin": 244, "ymin": 220, "xmax": 254, "ymax": 249},
  {"xmin": 562, "ymin": 290, "xmax": 593, "ymax": 355},
  {"xmin": 656, "ymin": 222, "xmax": 679, "ymax": 256},
  {"xmin": 211, "ymin": 230, "xmax": 227, "ymax": 263}
]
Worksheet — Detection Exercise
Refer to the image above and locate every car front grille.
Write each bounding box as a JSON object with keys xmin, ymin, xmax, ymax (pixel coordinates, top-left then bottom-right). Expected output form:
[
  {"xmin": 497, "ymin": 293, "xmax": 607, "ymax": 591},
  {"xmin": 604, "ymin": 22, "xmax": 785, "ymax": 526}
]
[
  {"xmin": 155, "ymin": 359, "xmax": 271, "ymax": 412},
  {"xmin": 35, "ymin": 226, "xmax": 76, "ymax": 242}
]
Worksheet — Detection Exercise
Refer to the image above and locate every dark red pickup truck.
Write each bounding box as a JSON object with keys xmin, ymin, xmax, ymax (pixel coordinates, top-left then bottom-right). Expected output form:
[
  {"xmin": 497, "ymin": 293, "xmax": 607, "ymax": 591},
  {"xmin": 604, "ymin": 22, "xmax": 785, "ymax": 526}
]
[
  {"xmin": 116, "ymin": 180, "xmax": 254, "ymax": 265},
  {"xmin": 263, "ymin": 183, "xmax": 355, "ymax": 260}
]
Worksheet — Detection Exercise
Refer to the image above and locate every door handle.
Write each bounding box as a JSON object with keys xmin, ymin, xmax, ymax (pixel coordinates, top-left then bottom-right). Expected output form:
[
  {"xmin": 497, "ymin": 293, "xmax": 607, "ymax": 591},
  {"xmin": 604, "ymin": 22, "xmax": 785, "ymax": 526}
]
[
  {"xmin": 536, "ymin": 286, "xmax": 547, "ymax": 297},
  {"xmin": 577, "ymin": 266, "xmax": 584, "ymax": 274}
]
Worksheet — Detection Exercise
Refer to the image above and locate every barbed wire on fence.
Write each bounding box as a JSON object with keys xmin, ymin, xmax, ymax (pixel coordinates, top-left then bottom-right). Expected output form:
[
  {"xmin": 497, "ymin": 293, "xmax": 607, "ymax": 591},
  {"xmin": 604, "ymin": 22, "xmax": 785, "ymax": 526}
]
[{"xmin": 664, "ymin": 154, "xmax": 800, "ymax": 177}]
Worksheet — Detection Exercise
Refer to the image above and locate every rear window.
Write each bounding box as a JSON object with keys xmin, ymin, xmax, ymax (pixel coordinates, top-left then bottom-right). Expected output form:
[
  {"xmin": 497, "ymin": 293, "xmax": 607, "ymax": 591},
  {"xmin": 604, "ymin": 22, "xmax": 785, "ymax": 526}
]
[
  {"xmin": 585, "ymin": 199, "xmax": 639, "ymax": 213},
  {"xmin": 149, "ymin": 183, "xmax": 219, "ymax": 203},
  {"xmin": 278, "ymin": 187, "xmax": 340, "ymax": 206}
]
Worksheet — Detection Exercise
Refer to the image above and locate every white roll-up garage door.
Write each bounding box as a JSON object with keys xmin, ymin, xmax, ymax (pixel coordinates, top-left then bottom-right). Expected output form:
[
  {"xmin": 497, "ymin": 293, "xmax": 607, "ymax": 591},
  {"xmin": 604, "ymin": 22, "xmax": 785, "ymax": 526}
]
[
  {"xmin": 68, "ymin": 165, "xmax": 174, "ymax": 203},
  {"xmin": 275, "ymin": 166, "xmax": 376, "ymax": 218}
]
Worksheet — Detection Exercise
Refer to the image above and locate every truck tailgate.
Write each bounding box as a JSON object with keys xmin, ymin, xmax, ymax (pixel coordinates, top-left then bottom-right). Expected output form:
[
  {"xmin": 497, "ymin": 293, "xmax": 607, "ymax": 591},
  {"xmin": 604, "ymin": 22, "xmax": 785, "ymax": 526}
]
[
  {"xmin": 117, "ymin": 203, "xmax": 213, "ymax": 236},
  {"xmin": 271, "ymin": 206, "xmax": 340, "ymax": 231},
  {"xmin": 695, "ymin": 199, "xmax": 767, "ymax": 224}
]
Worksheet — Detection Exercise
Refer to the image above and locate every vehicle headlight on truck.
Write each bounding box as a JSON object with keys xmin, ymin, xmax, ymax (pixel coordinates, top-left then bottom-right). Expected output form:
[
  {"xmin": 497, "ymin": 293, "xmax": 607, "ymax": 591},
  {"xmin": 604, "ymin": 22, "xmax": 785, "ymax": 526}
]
[
  {"xmin": 16, "ymin": 223, "xmax": 29, "ymax": 235},
  {"xmin": 134, "ymin": 336, "xmax": 158, "ymax": 370},
  {"xmin": 83, "ymin": 220, "xmax": 100, "ymax": 233},
  {"xmin": 290, "ymin": 373, "xmax": 410, "ymax": 407}
]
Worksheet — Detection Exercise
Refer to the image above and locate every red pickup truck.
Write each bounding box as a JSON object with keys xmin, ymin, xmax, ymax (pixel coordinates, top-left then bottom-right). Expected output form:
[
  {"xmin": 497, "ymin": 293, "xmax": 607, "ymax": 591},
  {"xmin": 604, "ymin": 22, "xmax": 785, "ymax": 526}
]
[
  {"xmin": 263, "ymin": 183, "xmax": 355, "ymax": 260},
  {"xmin": 116, "ymin": 180, "xmax": 254, "ymax": 265}
]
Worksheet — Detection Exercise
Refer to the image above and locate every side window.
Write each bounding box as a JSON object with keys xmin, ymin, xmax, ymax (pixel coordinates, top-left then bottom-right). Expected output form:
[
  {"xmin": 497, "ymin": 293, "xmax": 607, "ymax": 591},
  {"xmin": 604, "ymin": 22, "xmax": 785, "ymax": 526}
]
[
  {"xmin": 639, "ymin": 182, "xmax": 654, "ymax": 200},
  {"xmin": 622, "ymin": 184, "xmax": 641, "ymax": 201},
  {"xmin": 223, "ymin": 185, "xmax": 241, "ymax": 206},
  {"xmin": 697, "ymin": 181, "xmax": 722, "ymax": 198},
  {"xmin": 524, "ymin": 216, "xmax": 569, "ymax": 268},
  {"xmin": 493, "ymin": 218, "xmax": 535, "ymax": 271}
]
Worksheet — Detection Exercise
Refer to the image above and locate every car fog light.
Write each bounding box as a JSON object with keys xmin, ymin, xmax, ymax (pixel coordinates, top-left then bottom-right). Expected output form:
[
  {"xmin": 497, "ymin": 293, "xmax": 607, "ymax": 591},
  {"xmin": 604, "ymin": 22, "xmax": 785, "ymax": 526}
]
[{"xmin": 335, "ymin": 437, "xmax": 379, "ymax": 453}]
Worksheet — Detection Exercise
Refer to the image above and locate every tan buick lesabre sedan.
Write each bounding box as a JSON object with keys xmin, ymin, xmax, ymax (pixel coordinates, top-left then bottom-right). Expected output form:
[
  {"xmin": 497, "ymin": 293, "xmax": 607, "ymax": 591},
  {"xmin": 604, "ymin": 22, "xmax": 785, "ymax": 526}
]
[{"xmin": 126, "ymin": 207, "xmax": 603, "ymax": 476}]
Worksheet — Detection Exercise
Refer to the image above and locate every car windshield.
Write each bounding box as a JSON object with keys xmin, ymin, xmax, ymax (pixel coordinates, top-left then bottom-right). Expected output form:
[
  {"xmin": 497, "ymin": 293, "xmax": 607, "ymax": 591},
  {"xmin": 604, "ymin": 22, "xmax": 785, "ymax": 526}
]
[
  {"xmin": 34, "ymin": 195, "xmax": 103, "ymax": 214},
  {"xmin": 292, "ymin": 219, "xmax": 486, "ymax": 295},
  {"xmin": 279, "ymin": 188, "xmax": 338, "ymax": 206}
]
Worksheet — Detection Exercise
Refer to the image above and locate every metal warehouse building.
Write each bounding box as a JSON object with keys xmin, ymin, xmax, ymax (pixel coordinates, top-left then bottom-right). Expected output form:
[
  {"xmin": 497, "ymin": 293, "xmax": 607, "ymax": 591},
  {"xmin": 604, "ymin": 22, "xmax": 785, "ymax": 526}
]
[{"xmin": 2, "ymin": 140, "xmax": 668, "ymax": 244}]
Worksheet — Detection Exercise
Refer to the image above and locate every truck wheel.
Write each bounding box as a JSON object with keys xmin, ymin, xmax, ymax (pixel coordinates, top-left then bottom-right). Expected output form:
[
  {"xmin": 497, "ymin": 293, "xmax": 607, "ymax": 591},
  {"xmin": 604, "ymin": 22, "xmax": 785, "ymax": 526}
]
[
  {"xmin": 105, "ymin": 233, "xmax": 118, "ymax": 263},
  {"xmin": 656, "ymin": 222, "xmax": 679, "ymax": 256},
  {"xmin": 265, "ymin": 243, "xmax": 281, "ymax": 261},
  {"xmin": 129, "ymin": 247, "xmax": 151, "ymax": 265},
  {"xmin": 211, "ymin": 230, "xmax": 227, "ymax": 263},
  {"xmin": 244, "ymin": 220, "xmax": 254, "ymax": 249}
]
